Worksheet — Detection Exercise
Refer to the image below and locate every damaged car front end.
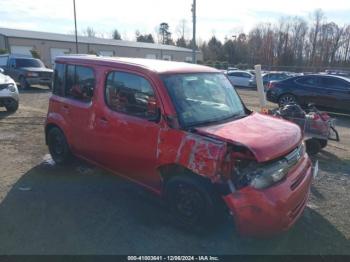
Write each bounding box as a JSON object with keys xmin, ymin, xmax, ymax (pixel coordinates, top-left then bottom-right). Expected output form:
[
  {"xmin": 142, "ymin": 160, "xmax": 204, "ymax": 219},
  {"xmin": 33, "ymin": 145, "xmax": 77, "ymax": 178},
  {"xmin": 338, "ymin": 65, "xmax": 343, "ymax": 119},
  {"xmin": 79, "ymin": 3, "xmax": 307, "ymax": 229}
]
[{"xmin": 161, "ymin": 72, "xmax": 314, "ymax": 237}]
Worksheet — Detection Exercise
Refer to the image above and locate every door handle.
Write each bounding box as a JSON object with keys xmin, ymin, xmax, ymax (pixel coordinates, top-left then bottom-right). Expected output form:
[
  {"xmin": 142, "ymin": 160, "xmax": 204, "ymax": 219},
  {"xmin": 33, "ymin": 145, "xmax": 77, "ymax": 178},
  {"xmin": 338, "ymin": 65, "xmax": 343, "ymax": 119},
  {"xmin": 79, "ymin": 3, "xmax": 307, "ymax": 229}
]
[
  {"xmin": 99, "ymin": 117, "xmax": 109, "ymax": 125},
  {"xmin": 61, "ymin": 105, "xmax": 69, "ymax": 113}
]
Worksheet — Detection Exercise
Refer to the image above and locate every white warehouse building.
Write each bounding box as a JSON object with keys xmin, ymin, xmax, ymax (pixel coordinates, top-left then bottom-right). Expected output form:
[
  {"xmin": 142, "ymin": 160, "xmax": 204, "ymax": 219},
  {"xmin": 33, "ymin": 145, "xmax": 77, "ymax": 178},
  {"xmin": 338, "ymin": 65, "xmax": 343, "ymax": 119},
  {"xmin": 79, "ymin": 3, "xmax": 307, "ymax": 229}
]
[{"xmin": 0, "ymin": 27, "xmax": 202, "ymax": 68}]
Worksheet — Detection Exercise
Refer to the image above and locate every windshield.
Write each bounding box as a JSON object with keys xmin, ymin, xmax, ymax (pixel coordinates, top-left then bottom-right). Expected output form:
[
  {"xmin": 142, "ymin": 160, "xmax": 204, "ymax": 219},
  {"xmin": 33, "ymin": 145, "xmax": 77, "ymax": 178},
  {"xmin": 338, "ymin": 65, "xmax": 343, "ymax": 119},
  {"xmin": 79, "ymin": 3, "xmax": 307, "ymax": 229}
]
[
  {"xmin": 16, "ymin": 58, "xmax": 44, "ymax": 68},
  {"xmin": 162, "ymin": 73, "xmax": 246, "ymax": 128}
]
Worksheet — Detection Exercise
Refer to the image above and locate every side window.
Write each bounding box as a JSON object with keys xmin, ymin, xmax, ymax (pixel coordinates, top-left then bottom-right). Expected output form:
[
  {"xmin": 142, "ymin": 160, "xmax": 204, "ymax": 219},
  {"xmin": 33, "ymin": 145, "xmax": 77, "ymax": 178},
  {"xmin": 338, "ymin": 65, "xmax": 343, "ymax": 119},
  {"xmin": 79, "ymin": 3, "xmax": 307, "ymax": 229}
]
[
  {"xmin": 53, "ymin": 63, "xmax": 65, "ymax": 96},
  {"xmin": 65, "ymin": 65, "xmax": 95, "ymax": 102},
  {"xmin": 242, "ymin": 73, "xmax": 251, "ymax": 78},
  {"xmin": 321, "ymin": 77, "xmax": 349, "ymax": 90},
  {"xmin": 9, "ymin": 59, "xmax": 16, "ymax": 68},
  {"xmin": 228, "ymin": 72, "xmax": 239, "ymax": 77},
  {"xmin": 296, "ymin": 77, "xmax": 317, "ymax": 86},
  {"xmin": 105, "ymin": 71, "xmax": 157, "ymax": 120}
]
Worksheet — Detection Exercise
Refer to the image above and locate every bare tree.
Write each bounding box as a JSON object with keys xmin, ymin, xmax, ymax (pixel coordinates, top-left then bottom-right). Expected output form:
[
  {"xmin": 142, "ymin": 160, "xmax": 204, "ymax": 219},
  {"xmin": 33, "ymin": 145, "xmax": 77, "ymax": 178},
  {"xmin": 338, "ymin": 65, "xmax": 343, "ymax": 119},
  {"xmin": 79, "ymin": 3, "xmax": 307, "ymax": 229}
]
[{"xmin": 84, "ymin": 27, "xmax": 96, "ymax": 37}]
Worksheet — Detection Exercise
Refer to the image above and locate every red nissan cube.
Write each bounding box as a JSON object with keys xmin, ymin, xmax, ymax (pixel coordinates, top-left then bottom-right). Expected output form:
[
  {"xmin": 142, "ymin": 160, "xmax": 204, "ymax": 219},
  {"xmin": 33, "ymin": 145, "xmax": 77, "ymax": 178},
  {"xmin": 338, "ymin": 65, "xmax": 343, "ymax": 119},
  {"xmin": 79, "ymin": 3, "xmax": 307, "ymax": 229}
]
[{"xmin": 45, "ymin": 56, "xmax": 315, "ymax": 237}]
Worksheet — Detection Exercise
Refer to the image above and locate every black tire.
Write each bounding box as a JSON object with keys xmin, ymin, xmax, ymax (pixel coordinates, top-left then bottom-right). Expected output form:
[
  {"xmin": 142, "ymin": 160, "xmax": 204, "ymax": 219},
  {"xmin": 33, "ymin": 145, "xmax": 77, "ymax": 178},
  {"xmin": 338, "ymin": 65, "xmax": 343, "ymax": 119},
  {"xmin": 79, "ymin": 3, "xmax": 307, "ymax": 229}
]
[
  {"xmin": 306, "ymin": 138, "xmax": 321, "ymax": 155},
  {"xmin": 318, "ymin": 139, "xmax": 328, "ymax": 149},
  {"xmin": 164, "ymin": 175, "xmax": 220, "ymax": 230},
  {"xmin": 278, "ymin": 94, "xmax": 297, "ymax": 107},
  {"xmin": 47, "ymin": 127, "xmax": 72, "ymax": 165},
  {"xmin": 19, "ymin": 76, "xmax": 30, "ymax": 90},
  {"xmin": 5, "ymin": 99, "xmax": 19, "ymax": 113}
]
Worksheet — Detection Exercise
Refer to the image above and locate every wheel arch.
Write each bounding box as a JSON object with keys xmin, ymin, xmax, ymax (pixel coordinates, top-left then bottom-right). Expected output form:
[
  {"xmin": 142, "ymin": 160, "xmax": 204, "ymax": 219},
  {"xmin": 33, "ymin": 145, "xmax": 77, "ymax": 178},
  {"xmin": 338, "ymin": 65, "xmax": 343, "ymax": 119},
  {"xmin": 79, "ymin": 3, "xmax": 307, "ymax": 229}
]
[
  {"xmin": 158, "ymin": 163, "xmax": 214, "ymax": 193},
  {"xmin": 45, "ymin": 123, "xmax": 68, "ymax": 145}
]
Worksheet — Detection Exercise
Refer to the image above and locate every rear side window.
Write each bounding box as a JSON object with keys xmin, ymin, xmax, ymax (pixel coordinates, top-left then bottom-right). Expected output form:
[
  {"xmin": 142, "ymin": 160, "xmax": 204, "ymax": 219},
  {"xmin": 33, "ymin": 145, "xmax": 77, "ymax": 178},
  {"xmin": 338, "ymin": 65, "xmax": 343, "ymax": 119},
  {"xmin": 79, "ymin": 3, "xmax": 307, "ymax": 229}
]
[
  {"xmin": 296, "ymin": 77, "xmax": 317, "ymax": 86},
  {"xmin": 53, "ymin": 63, "xmax": 65, "ymax": 96},
  {"xmin": 105, "ymin": 71, "xmax": 156, "ymax": 119},
  {"xmin": 65, "ymin": 65, "xmax": 95, "ymax": 102}
]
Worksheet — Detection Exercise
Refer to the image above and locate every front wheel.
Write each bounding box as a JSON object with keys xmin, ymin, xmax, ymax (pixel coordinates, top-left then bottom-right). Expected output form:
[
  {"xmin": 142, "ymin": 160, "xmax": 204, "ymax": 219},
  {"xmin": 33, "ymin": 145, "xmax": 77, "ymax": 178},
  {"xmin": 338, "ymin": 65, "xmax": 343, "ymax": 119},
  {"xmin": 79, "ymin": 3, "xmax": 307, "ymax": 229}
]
[
  {"xmin": 19, "ymin": 76, "xmax": 30, "ymax": 90},
  {"xmin": 278, "ymin": 94, "xmax": 297, "ymax": 107},
  {"xmin": 5, "ymin": 99, "xmax": 19, "ymax": 113},
  {"xmin": 306, "ymin": 138, "xmax": 321, "ymax": 155},
  {"xmin": 164, "ymin": 175, "xmax": 220, "ymax": 230},
  {"xmin": 47, "ymin": 127, "xmax": 73, "ymax": 165}
]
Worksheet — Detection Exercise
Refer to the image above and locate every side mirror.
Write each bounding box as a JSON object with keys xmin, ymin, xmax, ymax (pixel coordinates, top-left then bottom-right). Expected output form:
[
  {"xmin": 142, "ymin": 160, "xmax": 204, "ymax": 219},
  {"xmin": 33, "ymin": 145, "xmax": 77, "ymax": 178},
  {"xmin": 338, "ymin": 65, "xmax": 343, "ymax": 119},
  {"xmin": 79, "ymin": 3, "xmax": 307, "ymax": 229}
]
[{"xmin": 0, "ymin": 68, "xmax": 4, "ymax": 74}]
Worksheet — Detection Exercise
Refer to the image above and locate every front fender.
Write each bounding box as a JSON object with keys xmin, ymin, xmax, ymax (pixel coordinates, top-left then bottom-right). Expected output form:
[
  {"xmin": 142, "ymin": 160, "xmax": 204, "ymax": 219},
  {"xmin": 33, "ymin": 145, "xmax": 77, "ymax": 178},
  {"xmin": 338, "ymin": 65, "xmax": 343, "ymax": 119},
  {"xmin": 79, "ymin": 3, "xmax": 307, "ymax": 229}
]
[{"xmin": 156, "ymin": 129, "xmax": 227, "ymax": 181}]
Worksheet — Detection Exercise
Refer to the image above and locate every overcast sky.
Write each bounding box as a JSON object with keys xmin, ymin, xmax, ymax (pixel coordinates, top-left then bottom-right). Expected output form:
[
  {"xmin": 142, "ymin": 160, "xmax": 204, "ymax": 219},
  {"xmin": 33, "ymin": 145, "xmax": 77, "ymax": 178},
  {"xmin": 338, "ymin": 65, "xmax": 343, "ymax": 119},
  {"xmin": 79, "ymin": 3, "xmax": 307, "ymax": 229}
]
[{"xmin": 1, "ymin": 0, "xmax": 350, "ymax": 42}]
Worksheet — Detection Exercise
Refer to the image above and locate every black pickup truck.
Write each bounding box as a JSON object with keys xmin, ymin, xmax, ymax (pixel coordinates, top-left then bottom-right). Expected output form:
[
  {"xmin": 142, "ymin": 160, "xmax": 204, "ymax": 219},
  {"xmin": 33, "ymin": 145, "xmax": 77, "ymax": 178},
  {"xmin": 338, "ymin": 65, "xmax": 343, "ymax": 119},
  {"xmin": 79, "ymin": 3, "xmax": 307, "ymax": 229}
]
[{"xmin": 0, "ymin": 54, "xmax": 53, "ymax": 89}]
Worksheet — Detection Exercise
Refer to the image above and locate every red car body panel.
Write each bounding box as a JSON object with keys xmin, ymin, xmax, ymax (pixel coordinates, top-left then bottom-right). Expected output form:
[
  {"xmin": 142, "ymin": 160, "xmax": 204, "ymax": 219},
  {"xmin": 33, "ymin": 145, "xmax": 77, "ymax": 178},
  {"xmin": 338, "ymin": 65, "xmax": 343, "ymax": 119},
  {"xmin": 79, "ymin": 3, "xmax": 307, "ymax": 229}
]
[{"xmin": 46, "ymin": 56, "xmax": 313, "ymax": 237}]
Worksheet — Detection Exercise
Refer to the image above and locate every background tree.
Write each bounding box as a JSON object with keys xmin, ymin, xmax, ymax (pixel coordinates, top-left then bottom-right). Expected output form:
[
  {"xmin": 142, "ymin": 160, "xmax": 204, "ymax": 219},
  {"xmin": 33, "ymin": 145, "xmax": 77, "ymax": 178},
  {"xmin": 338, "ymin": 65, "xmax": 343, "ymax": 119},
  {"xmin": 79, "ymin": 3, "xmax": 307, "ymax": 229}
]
[
  {"xmin": 0, "ymin": 49, "xmax": 9, "ymax": 55},
  {"xmin": 112, "ymin": 29, "xmax": 122, "ymax": 40},
  {"xmin": 158, "ymin": 22, "xmax": 174, "ymax": 45},
  {"xmin": 30, "ymin": 48, "xmax": 41, "ymax": 59},
  {"xmin": 84, "ymin": 27, "xmax": 96, "ymax": 37},
  {"xmin": 135, "ymin": 30, "xmax": 155, "ymax": 43}
]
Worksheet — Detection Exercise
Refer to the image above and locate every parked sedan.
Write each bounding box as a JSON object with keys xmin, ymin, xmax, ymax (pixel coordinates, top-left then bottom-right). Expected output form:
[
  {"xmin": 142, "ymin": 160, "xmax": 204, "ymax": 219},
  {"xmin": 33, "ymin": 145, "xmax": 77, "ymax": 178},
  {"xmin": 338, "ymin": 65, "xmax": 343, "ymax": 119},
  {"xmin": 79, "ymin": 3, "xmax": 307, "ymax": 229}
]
[
  {"xmin": 266, "ymin": 74, "xmax": 350, "ymax": 111},
  {"xmin": 226, "ymin": 70, "xmax": 254, "ymax": 87}
]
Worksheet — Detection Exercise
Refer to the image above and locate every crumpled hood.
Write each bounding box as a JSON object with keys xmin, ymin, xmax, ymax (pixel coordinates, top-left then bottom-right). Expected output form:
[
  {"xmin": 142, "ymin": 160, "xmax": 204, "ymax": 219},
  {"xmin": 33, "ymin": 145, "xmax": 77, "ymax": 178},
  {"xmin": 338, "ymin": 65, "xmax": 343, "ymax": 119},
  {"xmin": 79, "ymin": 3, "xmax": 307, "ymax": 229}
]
[{"xmin": 195, "ymin": 112, "xmax": 302, "ymax": 162}]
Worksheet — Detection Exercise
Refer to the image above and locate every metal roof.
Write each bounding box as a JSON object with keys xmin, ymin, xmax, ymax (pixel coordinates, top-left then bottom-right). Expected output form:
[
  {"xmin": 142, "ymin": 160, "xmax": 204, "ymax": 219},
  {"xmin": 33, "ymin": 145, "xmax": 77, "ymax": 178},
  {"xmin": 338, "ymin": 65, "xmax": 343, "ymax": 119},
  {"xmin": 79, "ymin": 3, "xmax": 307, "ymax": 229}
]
[
  {"xmin": 56, "ymin": 55, "xmax": 218, "ymax": 74},
  {"xmin": 0, "ymin": 27, "xmax": 196, "ymax": 53}
]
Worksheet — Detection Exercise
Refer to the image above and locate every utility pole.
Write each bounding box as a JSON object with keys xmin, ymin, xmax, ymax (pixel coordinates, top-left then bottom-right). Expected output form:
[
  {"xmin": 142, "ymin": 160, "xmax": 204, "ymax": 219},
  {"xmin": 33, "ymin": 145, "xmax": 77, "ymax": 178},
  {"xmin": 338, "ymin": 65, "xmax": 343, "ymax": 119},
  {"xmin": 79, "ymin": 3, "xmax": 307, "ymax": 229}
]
[
  {"xmin": 191, "ymin": 0, "xmax": 196, "ymax": 63},
  {"xmin": 73, "ymin": 0, "xmax": 79, "ymax": 53}
]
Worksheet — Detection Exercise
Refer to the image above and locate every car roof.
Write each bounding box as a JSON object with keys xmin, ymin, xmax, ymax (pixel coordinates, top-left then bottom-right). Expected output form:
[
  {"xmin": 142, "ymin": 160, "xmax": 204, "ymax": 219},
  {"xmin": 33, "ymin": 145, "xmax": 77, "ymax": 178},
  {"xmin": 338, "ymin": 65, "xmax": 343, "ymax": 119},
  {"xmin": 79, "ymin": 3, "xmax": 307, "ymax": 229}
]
[
  {"xmin": 55, "ymin": 55, "xmax": 220, "ymax": 74},
  {"xmin": 227, "ymin": 70, "xmax": 251, "ymax": 74},
  {"xmin": 0, "ymin": 54, "xmax": 34, "ymax": 59},
  {"xmin": 298, "ymin": 74, "xmax": 350, "ymax": 82}
]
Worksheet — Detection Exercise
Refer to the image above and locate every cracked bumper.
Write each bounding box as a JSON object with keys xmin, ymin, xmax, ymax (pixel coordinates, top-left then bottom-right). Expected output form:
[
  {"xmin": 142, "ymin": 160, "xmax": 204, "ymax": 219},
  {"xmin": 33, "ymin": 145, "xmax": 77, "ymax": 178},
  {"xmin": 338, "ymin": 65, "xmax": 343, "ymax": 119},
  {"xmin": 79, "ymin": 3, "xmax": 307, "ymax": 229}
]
[{"xmin": 223, "ymin": 155, "xmax": 313, "ymax": 237}]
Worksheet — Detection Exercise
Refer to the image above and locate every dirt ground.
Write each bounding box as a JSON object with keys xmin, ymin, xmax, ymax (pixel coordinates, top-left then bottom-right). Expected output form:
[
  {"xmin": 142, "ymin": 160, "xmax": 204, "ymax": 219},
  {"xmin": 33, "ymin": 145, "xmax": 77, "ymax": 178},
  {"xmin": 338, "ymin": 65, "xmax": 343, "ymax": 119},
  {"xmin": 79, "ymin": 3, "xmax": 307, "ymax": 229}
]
[{"xmin": 0, "ymin": 86, "xmax": 349, "ymax": 255}]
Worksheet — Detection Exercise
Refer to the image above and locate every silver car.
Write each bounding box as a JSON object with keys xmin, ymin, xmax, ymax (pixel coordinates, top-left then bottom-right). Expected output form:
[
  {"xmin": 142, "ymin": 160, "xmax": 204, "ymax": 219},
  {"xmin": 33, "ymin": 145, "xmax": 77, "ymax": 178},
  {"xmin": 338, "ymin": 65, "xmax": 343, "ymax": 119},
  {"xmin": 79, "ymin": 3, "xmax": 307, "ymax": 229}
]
[
  {"xmin": 0, "ymin": 68, "xmax": 19, "ymax": 112},
  {"xmin": 226, "ymin": 70, "xmax": 254, "ymax": 87}
]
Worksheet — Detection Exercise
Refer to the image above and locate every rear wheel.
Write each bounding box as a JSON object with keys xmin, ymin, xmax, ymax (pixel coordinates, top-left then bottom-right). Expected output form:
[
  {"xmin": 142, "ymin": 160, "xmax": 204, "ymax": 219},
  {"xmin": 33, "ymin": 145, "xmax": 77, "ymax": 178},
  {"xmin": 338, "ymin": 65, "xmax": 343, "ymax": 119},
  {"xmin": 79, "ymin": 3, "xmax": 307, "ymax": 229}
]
[
  {"xmin": 4, "ymin": 99, "xmax": 19, "ymax": 112},
  {"xmin": 278, "ymin": 94, "xmax": 297, "ymax": 107},
  {"xmin": 164, "ymin": 175, "xmax": 220, "ymax": 230},
  {"xmin": 47, "ymin": 127, "xmax": 72, "ymax": 165}
]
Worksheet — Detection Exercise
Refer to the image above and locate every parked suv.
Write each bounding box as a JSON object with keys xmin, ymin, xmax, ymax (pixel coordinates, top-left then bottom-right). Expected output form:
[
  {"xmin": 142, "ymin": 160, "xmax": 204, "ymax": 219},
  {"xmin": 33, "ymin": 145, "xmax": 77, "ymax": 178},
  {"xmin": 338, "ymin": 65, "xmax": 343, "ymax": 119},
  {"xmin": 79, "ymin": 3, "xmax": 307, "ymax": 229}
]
[
  {"xmin": 0, "ymin": 68, "xmax": 19, "ymax": 112},
  {"xmin": 0, "ymin": 54, "xmax": 53, "ymax": 89},
  {"xmin": 45, "ymin": 56, "xmax": 314, "ymax": 237}
]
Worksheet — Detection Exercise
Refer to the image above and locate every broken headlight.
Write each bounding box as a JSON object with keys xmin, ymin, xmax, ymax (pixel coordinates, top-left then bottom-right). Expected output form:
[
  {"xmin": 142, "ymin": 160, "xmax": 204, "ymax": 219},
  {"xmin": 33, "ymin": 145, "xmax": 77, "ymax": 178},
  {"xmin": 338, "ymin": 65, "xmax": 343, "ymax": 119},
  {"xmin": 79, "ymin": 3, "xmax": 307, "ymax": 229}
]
[
  {"xmin": 249, "ymin": 159, "xmax": 289, "ymax": 189},
  {"xmin": 233, "ymin": 143, "xmax": 305, "ymax": 189}
]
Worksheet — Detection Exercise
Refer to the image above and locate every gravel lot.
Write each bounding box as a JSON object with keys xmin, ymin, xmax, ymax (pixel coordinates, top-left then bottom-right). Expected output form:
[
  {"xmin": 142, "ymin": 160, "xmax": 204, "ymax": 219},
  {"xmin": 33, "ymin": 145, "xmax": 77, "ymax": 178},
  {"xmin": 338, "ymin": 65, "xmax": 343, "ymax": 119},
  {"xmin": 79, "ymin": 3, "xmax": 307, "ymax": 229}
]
[{"xmin": 0, "ymin": 86, "xmax": 349, "ymax": 255}]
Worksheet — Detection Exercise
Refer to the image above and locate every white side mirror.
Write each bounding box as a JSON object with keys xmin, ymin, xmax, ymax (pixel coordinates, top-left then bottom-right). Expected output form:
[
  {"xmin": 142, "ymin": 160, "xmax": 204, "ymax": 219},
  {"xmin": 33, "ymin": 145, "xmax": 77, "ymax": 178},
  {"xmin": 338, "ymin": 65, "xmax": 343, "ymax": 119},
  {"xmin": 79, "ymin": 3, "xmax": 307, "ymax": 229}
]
[{"xmin": 0, "ymin": 68, "xmax": 4, "ymax": 73}]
